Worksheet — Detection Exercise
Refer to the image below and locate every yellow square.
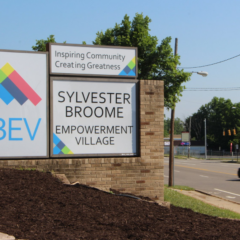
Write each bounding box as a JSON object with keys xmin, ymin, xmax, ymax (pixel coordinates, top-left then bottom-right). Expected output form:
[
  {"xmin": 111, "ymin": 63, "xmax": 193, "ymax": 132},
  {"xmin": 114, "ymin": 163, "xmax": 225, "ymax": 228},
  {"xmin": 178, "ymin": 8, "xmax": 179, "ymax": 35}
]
[
  {"xmin": 131, "ymin": 57, "xmax": 136, "ymax": 64},
  {"xmin": 68, "ymin": 151, "xmax": 74, "ymax": 154},
  {"xmin": 1, "ymin": 63, "xmax": 14, "ymax": 76}
]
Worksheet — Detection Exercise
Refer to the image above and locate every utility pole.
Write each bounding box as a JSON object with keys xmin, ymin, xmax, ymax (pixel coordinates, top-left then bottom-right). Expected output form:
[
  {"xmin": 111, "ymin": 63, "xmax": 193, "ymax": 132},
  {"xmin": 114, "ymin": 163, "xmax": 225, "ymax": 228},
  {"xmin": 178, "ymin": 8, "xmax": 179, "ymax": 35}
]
[
  {"xmin": 168, "ymin": 38, "xmax": 178, "ymax": 187},
  {"xmin": 204, "ymin": 118, "xmax": 207, "ymax": 160},
  {"xmin": 188, "ymin": 117, "xmax": 191, "ymax": 158}
]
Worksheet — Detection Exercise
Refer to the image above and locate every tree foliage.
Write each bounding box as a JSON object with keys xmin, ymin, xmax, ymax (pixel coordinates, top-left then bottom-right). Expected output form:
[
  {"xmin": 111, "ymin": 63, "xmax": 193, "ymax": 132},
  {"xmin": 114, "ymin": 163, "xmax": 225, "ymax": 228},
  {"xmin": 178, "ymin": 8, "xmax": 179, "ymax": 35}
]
[
  {"xmin": 164, "ymin": 117, "xmax": 185, "ymax": 137},
  {"xmin": 32, "ymin": 35, "xmax": 56, "ymax": 51},
  {"xmin": 32, "ymin": 35, "xmax": 66, "ymax": 51},
  {"xmin": 185, "ymin": 97, "xmax": 240, "ymax": 150},
  {"xmin": 93, "ymin": 13, "xmax": 191, "ymax": 108}
]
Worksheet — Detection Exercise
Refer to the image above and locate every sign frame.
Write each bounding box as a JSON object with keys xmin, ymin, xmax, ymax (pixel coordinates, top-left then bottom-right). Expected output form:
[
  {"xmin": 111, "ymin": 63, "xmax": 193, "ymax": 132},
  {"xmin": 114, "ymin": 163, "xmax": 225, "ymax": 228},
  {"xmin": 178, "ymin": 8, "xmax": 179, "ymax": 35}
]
[
  {"xmin": 48, "ymin": 43, "xmax": 138, "ymax": 78},
  {"xmin": 0, "ymin": 49, "xmax": 49, "ymax": 159},
  {"xmin": 50, "ymin": 76, "xmax": 140, "ymax": 158}
]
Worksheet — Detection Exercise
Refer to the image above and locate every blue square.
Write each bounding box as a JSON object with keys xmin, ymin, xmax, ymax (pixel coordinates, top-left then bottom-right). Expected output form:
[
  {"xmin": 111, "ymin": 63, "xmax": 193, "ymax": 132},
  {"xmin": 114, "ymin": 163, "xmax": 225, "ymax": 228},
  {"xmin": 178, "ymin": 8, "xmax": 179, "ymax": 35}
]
[
  {"xmin": 119, "ymin": 70, "xmax": 127, "ymax": 76},
  {"xmin": 53, "ymin": 146, "xmax": 61, "ymax": 155},
  {"xmin": 57, "ymin": 141, "xmax": 65, "ymax": 150},
  {"xmin": 53, "ymin": 133, "xmax": 60, "ymax": 145},
  {"xmin": 128, "ymin": 70, "xmax": 136, "ymax": 76},
  {"xmin": 0, "ymin": 84, "xmax": 14, "ymax": 105},
  {"xmin": 123, "ymin": 66, "xmax": 131, "ymax": 74}
]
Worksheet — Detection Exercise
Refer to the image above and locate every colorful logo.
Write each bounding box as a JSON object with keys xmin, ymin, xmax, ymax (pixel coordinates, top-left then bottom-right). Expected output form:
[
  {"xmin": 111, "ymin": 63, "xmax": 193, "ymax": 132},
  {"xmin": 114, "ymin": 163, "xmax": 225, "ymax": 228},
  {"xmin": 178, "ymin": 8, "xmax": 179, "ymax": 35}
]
[
  {"xmin": 119, "ymin": 57, "xmax": 136, "ymax": 76},
  {"xmin": 0, "ymin": 63, "xmax": 41, "ymax": 106},
  {"xmin": 53, "ymin": 133, "xmax": 73, "ymax": 155}
]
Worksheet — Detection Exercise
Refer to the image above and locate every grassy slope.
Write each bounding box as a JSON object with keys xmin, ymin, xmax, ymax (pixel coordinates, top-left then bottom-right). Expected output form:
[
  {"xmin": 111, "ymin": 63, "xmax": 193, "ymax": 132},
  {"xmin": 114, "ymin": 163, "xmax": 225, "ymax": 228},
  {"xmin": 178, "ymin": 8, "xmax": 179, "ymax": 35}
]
[{"xmin": 164, "ymin": 186, "xmax": 240, "ymax": 220}]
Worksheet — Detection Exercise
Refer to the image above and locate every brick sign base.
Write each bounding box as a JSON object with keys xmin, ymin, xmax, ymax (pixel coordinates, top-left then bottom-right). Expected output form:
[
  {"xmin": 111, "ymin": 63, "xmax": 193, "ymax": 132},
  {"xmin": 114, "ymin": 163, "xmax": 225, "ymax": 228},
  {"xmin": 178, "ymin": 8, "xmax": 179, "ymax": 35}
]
[{"xmin": 0, "ymin": 80, "xmax": 164, "ymax": 200}]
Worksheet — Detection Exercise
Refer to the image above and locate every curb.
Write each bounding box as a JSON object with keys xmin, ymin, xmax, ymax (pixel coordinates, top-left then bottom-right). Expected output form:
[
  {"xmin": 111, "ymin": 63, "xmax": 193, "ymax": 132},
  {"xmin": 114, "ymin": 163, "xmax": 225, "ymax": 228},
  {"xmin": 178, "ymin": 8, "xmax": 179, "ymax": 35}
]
[{"xmin": 195, "ymin": 189, "xmax": 240, "ymax": 206}]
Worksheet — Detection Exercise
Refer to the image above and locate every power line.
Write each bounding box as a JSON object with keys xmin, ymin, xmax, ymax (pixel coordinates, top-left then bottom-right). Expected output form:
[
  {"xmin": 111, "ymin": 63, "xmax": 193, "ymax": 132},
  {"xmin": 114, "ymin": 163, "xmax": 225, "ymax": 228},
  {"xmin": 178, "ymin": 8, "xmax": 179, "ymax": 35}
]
[
  {"xmin": 178, "ymin": 54, "xmax": 240, "ymax": 69},
  {"xmin": 184, "ymin": 87, "xmax": 240, "ymax": 91}
]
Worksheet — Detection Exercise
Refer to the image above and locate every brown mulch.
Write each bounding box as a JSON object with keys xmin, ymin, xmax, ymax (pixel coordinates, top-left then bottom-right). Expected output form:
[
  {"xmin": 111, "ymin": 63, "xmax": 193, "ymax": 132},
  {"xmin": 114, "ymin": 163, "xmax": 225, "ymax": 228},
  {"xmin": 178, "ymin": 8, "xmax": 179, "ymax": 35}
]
[{"xmin": 0, "ymin": 168, "xmax": 240, "ymax": 240}]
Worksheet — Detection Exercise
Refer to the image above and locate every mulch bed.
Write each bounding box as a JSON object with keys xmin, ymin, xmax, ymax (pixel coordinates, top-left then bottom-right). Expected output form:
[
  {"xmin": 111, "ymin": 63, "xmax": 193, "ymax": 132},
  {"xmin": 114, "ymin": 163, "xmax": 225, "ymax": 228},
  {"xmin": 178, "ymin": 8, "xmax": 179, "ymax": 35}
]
[{"xmin": 0, "ymin": 168, "xmax": 240, "ymax": 240}]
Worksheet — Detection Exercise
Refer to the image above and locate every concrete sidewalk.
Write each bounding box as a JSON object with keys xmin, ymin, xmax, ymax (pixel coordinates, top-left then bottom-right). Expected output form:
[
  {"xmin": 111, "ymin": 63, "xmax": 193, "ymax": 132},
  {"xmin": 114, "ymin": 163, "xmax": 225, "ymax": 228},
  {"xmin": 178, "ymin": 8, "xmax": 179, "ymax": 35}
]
[{"xmin": 174, "ymin": 189, "xmax": 240, "ymax": 214}]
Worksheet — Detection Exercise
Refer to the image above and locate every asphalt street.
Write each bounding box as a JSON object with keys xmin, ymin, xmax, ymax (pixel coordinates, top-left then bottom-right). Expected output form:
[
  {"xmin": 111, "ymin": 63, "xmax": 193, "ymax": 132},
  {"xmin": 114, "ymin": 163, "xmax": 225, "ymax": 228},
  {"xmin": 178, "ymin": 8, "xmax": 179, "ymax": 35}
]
[{"xmin": 164, "ymin": 157, "xmax": 240, "ymax": 203}]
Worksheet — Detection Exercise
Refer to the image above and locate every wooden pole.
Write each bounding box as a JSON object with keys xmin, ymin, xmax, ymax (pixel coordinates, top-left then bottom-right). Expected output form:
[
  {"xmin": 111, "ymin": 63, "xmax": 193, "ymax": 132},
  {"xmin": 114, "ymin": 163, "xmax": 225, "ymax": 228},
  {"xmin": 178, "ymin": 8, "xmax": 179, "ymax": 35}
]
[{"xmin": 168, "ymin": 38, "xmax": 178, "ymax": 186}]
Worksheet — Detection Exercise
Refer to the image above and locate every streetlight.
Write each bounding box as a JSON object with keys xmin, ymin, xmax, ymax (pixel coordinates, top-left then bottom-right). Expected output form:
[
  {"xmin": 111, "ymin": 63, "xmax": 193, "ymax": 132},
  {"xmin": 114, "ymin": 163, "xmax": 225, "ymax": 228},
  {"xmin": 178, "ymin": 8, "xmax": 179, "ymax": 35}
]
[{"xmin": 192, "ymin": 71, "xmax": 208, "ymax": 77}]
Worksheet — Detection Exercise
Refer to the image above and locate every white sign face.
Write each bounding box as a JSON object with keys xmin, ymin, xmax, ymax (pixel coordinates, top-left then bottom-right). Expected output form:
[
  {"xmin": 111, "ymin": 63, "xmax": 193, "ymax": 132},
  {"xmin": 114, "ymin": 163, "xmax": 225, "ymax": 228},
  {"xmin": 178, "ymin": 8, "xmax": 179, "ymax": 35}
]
[
  {"xmin": 0, "ymin": 51, "xmax": 48, "ymax": 158},
  {"xmin": 181, "ymin": 132, "xmax": 190, "ymax": 142},
  {"xmin": 51, "ymin": 78, "xmax": 138, "ymax": 157},
  {"xmin": 50, "ymin": 44, "xmax": 137, "ymax": 78}
]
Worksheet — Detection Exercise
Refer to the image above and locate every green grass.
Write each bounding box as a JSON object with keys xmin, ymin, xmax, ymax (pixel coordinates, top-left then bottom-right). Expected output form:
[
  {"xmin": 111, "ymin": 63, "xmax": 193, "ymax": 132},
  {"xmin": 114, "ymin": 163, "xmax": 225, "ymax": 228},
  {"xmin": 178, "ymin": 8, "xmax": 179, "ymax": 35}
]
[
  {"xmin": 164, "ymin": 186, "xmax": 240, "ymax": 220},
  {"xmin": 164, "ymin": 184, "xmax": 195, "ymax": 191}
]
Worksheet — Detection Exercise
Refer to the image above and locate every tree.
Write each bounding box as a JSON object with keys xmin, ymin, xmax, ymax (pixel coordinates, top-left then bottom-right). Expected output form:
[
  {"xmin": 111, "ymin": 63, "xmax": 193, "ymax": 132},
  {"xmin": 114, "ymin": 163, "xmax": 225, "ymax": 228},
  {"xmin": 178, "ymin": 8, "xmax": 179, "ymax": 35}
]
[
  {"xmin": 185, "ymin": 97, "xmax": 240, "ymax": 150},
  {"xmin": 93, "ymin": 13, "xmax": 191, "ymax": 108},
  {"xmin": 32, "ymin": 35, "xmax": 56, "ymax": 51},
  {"xmin": 32, "ymin": 35, "xmax": 66, "ymax": 51},
  {"xmin": 164, "ymin": 118, "xmax": 185, "ymax": 137}
]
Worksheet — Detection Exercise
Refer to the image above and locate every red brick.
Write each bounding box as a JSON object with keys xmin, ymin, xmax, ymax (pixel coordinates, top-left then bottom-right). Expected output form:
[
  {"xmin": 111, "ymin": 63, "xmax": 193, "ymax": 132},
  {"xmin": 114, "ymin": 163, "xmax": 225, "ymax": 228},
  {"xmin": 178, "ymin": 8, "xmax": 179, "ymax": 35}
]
[
  {"xmin": 145, "ymin": 132, "xmax": 154, "ymax": 135},
  {"xmin": 136, "ymin": 180, "xmax": 145, "ymax": 184}
]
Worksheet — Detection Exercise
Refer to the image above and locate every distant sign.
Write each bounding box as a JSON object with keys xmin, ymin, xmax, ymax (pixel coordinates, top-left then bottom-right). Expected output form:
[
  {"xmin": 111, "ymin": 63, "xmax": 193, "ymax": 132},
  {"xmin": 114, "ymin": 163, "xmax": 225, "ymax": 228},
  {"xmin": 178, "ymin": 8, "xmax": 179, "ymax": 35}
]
[
  {"xmin": 181, "ymin": 142, "xmax": 190, "ymax": 146},
  {"xmin": 49, "ymin": 43, "xmax": 137, "ymax": 78},
  {"xmin": 181, "ymin": 132, "xmax": 190, "ymax": 142}
]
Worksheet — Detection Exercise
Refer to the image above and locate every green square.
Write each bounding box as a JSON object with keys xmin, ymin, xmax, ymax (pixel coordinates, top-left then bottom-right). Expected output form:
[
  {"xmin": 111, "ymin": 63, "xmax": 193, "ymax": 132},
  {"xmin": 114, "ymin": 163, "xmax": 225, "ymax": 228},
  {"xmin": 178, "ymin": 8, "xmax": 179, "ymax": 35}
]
[
  {"xmin": 62, "ymin": 146, "xmax": 70, "ymax": 154},
  {"xmin": 0, "ymin": 69, "xmax": 7, "ymax": 83},
  {"xmin": 128, "ymin": 61, "xmax": 135, "ymax": 70}
]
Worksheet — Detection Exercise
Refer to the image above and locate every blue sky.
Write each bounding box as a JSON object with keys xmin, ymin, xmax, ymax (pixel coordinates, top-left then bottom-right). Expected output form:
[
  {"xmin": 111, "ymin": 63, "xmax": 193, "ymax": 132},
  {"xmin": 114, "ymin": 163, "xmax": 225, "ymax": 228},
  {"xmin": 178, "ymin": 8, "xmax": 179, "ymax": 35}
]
[{"xmin": 1, "ymin": 0, "xmax": 240, "ymax": 120}]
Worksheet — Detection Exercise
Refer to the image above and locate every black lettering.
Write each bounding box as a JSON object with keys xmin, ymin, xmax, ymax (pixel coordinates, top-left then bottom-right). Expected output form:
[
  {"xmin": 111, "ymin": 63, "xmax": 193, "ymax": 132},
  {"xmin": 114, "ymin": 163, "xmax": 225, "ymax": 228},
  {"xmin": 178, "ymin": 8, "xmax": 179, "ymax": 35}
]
[
  {"xmin": 85, "ymin": 126, "xmax": 94, "ymax": 134},
  {"xmin": 76, "ymin": 92, "xmax": 82, "ymax": 103},
  {"xmin": 124, "ymin": 93, "xmax": 131, "ymax": 104},
  {"xmin": 95, "ymin": 126, "xmax": 99, "ymax": 134},
  {"xmin": 100, "ymin": 126, "xmax": 106, "ymax": 134},
  {"xmin": 56, "ymin": 125, "xmax": 61, "ymax": 134},
  {"xmin": 116, "ymin": 126, "xmax": 120, "ymax": 134},
  {"xmin": 103, "ymin": 137, "xmax": 109, "ymax": 145},
  {"xmin": 82, "ymin": 92, "xmax": 90, "ymax": 103},
  {"xmin": 90, "ymin": 137, "xmax": 95, "ymax": 145},
  {"xmin": 92, "ymin": 92, "xmax": 98, "ymax": 103},
  {"xmin": 96, "ymin": 137, "xmax": 102, "ymax": 145},
  {"xmin": 75, "ymin": 137, "xmax": 82, "ymax": 145},
  {"xmin": 107, "ymin": 126, "xmax": 114, "ymax": 134},
  {"xmin": 116, "ymin": 93, "xmax": 122, "ymax": 104},
  {"xmin": 99, "ymin": 92, "xmax": 106, "ymax": 103},
  {"xmin": 94, "ymin": 107, "xmax": 103, "ymax": 118},
  {"xmin": 107, "ymin": 93, "xmax": 114, "ymax": 103},
  {"xmin": 117, "ymin": 107, "xmax": 123, "ymax": 118},
  {"xmin": 110, "ymin": 137, "xmax": 114, "ymax": 145},
  {"xmin": 58, "ymin": 91, "xmax": 65, "ymax": 102},
  {"xmin": 66, "ymin": 106, "xmax": 73, "ymax": 117},
  {"xmin": 85, "ymin": 137, "xmax": 89, "ymax": 145},
  {"xmin": 75, "ymin": 106, "xmax": 82, "ymax": 117},
  {"xmin": 105, "ymin": 107, "xmax": 115, "ymax": 118},
  {"xmin": 71, "ymin": 126, "xmax": 76, "ymax": 133},
  {"xmin": 83, "ymin": 107, "xmax": 93, "ymax": 118},
  {"xmin": 128, "ymin": 126, "xmax": 133, "ymax": 134},
  {"xmin": 62, "ymin": 126, "xmax": 70, "ymax": 134},
  {"xmin": 121, "ymin": 126, "xmax": 127, "ymax": 134},
  {"xmin": 67, "ymin": 92, "xmax": 74, "ymax": 102},
  {"xmin": 77, "ymin": 126, "xmax": 84, "ymax": 134}
]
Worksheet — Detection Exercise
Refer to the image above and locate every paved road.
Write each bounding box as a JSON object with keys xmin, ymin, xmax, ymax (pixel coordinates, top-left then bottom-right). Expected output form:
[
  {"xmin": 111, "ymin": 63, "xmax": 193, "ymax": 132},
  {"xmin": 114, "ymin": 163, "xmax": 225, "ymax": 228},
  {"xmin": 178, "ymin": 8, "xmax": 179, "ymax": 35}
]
[{"xmin": 164, "ymin": 157, "xmax": 240, "ymax": 203}]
